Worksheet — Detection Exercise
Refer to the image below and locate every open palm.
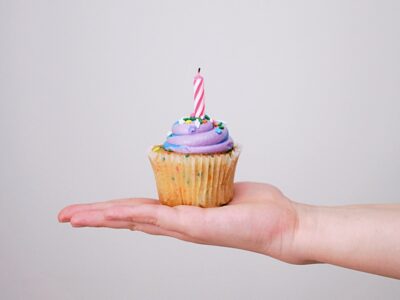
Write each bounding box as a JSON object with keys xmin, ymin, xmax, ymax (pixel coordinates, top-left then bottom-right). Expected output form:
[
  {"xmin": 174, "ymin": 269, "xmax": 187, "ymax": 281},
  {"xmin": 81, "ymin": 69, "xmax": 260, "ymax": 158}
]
[{"xmin": 58, "ymin": 182, "xmax": 300, "ymax": 263}]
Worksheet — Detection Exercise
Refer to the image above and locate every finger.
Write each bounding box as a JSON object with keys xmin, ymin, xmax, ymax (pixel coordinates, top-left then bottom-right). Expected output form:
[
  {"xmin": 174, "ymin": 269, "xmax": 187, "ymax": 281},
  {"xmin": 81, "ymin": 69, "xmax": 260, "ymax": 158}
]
[
  {"xmin": 69, "ymin": 209, "xmax": 202, "ymax": 244},
  {"xmin": 58, "ymin": 198, "xmax": 158, "ymax": 222},
  {"xmin": 131, "ymin": 223, "xmax": 198, "ymax": 242},
  {"xmin": 104, "ymin": 204, "xmax": 164, "ymax": 224},
  {"xmin": 70, "ymin": 210, "xmax": 132, "ymax": 229},
  {"xmin": 104, "ymin": 204, "xmax": 209, "ymax": 239},
  {"xmin": 75, "ymin": 205, "xmax": 218, "ymax": 246}
]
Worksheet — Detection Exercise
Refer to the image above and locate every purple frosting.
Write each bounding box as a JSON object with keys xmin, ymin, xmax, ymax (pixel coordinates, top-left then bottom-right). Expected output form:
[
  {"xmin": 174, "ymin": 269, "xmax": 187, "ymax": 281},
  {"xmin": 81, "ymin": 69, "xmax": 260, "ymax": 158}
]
[{"xmin": 163, "ymin": 119, "xmax": 234, "ymax": 154}]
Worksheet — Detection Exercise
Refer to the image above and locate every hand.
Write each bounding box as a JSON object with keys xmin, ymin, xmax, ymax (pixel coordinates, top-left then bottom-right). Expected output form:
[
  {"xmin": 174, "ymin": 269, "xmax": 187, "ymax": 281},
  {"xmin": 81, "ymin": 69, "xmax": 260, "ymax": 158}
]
[
  {"xmin": 58, "ymin": 182, "xmax": 302, "ymax": 263},
  {"xmin": 59, "ymin": 182, "xmax": 400, "ymax": 278}
]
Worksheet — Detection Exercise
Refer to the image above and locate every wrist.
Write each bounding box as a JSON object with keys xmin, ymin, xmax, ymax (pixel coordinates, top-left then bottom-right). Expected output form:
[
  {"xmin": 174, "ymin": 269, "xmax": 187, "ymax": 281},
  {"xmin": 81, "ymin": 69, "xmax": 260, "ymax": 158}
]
[{"xmin": 290, "ymin": 202, "xmax": 321, "ymax": 264}]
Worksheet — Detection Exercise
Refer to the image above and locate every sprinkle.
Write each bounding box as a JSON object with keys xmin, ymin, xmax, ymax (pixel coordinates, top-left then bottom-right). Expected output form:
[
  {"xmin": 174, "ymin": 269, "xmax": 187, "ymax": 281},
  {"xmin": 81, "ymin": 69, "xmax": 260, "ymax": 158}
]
[
  {"xmin": 152, "ymin": 146, "xmax": 160, "ymax": 152},
  {"xmin": 194, "ymin": 119, "xmax": 201, "ymax": 128},
  {"xmin": 190, "ymin": 116, "xmax": 196, "ymax": 121},
  {"xmin": 166, "ymin": 131, "xmax": 173, "ymax": 137},
  {"xmin": 185, "ymin": 120, "xmax": 192, "ymax": 124},
  {"xmin": 204, "ymin": 115, "xmax": 210, "ymax": 120},
  {"xmin": 215, "ymin": 128, "xmax": 222, "ymax": 134},
  {"xmin": 202, "ymin": 119, "xmax": 207, "ymax": 124},
  {"xmin": 219, "ymin": 125, "xmax": 224, "ymax": 130},
  {"xmin": 188, "ymin": 125, "xmax": 196, "ymax": 133}
]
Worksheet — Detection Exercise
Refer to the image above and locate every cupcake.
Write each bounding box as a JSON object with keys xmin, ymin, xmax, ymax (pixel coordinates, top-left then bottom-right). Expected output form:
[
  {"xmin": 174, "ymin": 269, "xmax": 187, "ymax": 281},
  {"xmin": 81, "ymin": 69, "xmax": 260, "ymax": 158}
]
[{"xmin": 148, "ymin": 69, "xmax": 240, "ymax": 207}]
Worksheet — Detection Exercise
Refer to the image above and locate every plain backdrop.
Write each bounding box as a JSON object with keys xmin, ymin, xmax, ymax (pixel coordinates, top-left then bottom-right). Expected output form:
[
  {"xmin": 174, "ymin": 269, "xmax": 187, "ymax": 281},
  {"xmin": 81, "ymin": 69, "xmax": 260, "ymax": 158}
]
[{"xmin": 1, "ymin": 0, "xmax": 400, "ymax": 299}]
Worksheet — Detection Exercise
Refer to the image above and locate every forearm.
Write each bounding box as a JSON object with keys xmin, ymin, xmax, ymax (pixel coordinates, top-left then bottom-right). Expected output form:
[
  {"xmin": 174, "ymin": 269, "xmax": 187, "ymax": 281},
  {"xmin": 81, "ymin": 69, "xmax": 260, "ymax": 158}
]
[{"xmin": 293, "ymin": 203, "xmax": 400, "ymax": 279}]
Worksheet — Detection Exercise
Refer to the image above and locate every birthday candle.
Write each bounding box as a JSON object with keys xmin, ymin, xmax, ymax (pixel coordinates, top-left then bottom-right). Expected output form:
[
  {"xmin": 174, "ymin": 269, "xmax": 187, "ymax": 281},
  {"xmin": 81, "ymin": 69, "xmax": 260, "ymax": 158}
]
[{"xmin": 193, "ymin": 68, "xmax": 205, "ymax": 118}]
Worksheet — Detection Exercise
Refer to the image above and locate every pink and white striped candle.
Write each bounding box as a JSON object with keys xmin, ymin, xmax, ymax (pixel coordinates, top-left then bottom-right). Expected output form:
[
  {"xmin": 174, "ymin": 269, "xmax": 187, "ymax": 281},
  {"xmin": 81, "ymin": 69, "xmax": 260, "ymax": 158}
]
[{"xmin": 193, "ymin": 68, "xmax": 205, "ymax": 118}]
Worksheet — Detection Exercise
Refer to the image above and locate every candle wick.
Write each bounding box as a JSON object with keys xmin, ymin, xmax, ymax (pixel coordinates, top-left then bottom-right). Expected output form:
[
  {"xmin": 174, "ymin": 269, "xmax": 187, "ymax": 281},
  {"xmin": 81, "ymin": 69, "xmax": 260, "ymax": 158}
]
[{"xmin": 198, "ymin": 67, "xmax": 201, "ymax": 73}]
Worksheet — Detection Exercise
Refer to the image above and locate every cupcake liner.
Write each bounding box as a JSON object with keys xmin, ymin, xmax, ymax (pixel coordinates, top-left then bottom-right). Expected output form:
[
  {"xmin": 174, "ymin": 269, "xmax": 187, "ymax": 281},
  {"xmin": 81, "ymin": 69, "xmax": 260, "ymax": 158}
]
[{"xmin": 148, "ymin": 145, "xmax": 240, "ymax": 207}]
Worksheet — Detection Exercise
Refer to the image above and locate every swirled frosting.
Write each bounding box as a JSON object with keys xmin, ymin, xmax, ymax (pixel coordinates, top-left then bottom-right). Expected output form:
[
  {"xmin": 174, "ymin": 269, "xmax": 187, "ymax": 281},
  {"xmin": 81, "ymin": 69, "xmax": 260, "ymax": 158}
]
[{"xmin": 162, "ymin": 116, "xmax": 234, "ymax": 154}]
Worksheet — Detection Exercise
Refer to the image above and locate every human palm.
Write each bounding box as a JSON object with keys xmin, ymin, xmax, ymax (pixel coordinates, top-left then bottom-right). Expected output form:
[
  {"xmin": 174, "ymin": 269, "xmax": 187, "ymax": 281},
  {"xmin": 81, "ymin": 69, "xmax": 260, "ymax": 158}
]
[{"xmin": 58, "ymin": 182, "xmax": 300, "ymax": 263}]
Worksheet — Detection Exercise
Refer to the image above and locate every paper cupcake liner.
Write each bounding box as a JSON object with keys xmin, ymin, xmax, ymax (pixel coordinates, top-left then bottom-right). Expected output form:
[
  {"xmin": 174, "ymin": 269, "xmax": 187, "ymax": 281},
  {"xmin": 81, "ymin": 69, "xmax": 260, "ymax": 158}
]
[{"xmin": 148, "ymin": 145, "xmax": 240, "ymax": 207}]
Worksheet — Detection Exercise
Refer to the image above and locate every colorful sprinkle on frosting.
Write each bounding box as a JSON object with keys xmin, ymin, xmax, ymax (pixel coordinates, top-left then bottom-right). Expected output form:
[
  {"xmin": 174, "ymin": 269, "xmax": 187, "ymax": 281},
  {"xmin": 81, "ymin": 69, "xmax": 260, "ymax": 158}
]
[{"xmin": 162, "ymin": 115, "xmax": 234, "ymax": 154}]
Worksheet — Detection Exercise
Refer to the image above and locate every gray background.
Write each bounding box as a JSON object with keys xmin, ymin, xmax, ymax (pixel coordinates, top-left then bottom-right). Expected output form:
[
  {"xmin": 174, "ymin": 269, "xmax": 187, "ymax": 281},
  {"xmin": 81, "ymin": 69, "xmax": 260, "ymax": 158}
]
[{"xmin": 1, "ymin": 0, "xmax": 399, "ymax": 299}]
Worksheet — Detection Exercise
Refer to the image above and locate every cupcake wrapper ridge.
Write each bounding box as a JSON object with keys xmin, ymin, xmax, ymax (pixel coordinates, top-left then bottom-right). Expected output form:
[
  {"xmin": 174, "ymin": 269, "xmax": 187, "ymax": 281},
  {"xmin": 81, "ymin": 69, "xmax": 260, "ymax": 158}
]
[{"xmin": 148, "ymin": 146, "xmax": 240, "ymax": 207}]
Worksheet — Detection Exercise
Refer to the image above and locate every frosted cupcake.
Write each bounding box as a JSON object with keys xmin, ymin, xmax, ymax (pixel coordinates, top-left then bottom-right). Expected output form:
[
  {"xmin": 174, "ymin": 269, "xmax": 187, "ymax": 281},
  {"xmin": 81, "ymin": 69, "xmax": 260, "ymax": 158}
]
[{"xmin": 148, "ymin": 69, "xmax": 240, "ymax": 207}]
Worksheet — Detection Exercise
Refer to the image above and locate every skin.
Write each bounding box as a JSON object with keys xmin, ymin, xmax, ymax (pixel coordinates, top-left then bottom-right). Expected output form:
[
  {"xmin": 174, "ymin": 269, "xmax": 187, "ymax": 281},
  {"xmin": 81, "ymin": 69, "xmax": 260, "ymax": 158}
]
[{"xmin": 58, "ymin": 182, "xmax": 400, "ymax": 279}]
